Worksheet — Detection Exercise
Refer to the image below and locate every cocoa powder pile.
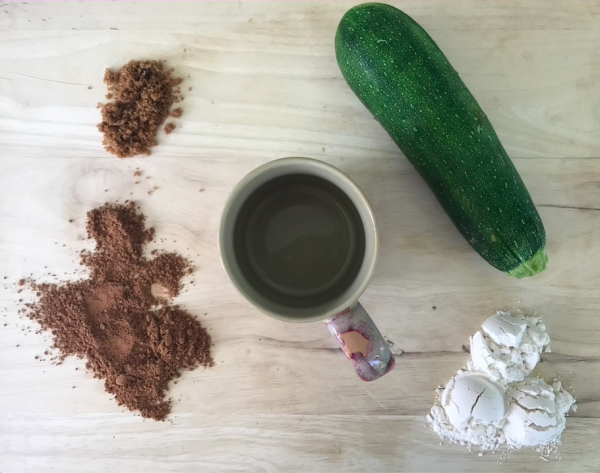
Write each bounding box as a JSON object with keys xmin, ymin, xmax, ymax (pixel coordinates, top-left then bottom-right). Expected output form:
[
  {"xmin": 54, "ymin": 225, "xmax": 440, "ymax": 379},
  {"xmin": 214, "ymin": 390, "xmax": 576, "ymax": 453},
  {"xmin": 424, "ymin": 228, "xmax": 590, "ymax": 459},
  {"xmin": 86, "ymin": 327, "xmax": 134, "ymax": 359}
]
[
  {"xmin": 25, "ymin": 203, "xmax": 213, "ymax": 421},
  {"xmin": 98, "ymin": 60, "xmax": 182, "ymax": 158}
]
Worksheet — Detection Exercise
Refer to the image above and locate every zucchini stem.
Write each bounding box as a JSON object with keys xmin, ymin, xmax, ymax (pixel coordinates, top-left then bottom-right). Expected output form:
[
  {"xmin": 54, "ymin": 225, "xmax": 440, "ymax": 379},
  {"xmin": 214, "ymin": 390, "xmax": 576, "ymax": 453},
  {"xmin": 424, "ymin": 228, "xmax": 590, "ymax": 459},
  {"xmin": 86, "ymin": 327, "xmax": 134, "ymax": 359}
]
[{"xmin": 507, "ymin": 249, "xmax": 548, "ymax": 279}]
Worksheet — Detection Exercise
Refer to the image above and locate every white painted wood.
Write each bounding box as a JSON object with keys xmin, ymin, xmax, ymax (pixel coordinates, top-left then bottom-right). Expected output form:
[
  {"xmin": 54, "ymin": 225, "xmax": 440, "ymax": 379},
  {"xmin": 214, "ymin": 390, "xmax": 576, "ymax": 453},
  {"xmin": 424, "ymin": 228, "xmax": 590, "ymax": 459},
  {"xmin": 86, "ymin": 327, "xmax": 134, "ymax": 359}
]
[{"xmin": 0, "ymin": 2, "xmax": 599, "ymax": 472}]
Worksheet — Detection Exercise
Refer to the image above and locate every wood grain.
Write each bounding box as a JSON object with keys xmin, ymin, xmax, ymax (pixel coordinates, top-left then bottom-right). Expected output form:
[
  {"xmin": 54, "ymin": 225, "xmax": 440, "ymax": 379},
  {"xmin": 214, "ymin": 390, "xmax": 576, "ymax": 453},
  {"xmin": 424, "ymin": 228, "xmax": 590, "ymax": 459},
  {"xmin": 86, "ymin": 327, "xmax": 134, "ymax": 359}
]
[{"xmin": 1, "ymin": 2, "xmax": 599, "ymax": 472}]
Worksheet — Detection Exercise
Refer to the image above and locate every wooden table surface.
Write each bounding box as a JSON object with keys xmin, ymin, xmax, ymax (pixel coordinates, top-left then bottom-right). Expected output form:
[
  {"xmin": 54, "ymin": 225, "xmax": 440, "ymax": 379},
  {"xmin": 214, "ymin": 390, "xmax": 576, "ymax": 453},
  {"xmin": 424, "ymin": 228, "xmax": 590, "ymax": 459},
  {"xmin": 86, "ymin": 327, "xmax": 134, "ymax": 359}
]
[{"xmin": 1, "ymin": 1, "xmax": 599, "ymax": 472}]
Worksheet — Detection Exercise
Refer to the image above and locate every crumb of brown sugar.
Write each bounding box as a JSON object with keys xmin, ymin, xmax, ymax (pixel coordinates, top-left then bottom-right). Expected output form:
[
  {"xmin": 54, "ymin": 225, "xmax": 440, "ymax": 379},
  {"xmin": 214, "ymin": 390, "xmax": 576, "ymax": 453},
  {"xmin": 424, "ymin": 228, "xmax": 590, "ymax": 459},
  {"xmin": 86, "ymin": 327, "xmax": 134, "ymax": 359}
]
[
  {"xmin": 199, "ymin": 189, "xmax": 204, "ymax": 193},
  {"xmin": 164, "ymin": 123, "xmax": 176, "ymax": 134},
  {"xmin": 171, "ymin": 108, "xmax": 182, "ymax": 119},
  {"xmin": 134, "ymin": 170, "xmax": 141, "ymax": 177}
]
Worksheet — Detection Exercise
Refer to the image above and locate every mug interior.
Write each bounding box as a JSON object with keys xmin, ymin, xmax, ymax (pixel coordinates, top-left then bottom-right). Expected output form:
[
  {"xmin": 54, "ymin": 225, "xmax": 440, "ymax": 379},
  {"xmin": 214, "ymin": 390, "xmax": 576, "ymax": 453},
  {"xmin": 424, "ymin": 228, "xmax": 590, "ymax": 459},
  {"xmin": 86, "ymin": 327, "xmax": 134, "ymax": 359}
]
[{"xmin": 219, "ymin": 158, "xmax": 378, "ymax": 323}]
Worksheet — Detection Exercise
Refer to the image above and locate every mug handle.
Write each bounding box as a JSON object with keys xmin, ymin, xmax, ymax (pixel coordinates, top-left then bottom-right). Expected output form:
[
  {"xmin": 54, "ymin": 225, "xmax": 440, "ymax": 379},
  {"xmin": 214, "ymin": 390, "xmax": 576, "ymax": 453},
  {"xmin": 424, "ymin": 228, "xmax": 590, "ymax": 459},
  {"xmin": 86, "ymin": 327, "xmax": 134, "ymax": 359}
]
[{"xmin": 324, "ymin": 302, "xmax": 395, "ymax": 382}]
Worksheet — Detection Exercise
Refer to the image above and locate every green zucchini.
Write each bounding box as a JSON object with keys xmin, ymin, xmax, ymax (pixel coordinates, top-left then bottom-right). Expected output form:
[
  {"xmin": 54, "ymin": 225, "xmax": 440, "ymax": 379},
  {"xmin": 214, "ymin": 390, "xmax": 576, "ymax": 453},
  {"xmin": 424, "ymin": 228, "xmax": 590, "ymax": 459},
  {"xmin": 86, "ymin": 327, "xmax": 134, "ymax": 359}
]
[{"xmin": 335, "ymin": 3, "xmax": 547, "ymax": 278}]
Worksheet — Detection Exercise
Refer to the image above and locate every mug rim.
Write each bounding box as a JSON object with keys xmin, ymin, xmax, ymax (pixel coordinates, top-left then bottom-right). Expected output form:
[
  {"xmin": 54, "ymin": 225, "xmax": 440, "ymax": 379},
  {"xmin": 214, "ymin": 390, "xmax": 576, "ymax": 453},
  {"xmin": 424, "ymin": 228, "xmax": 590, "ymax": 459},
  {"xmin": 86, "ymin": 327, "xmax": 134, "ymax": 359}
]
[{"xmin": 218, "ymin": 157, "xmax": 379, "ymax": 323}]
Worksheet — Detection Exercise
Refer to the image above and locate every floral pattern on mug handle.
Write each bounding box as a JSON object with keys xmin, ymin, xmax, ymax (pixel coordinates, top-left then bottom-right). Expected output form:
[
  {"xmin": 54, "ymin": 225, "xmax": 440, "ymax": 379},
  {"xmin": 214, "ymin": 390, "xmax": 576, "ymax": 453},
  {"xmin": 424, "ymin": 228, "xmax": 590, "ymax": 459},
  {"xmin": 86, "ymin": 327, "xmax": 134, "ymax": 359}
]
[{"xmin": 325, "ymin": 302, "xmax": 395, "ymax": 381}]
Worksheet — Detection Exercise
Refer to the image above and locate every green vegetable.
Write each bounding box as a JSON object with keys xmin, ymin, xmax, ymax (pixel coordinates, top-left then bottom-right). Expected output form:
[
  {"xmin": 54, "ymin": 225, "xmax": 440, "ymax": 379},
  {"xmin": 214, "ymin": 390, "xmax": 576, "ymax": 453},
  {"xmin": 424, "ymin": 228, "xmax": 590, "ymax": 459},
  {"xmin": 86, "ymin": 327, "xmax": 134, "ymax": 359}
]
[{"xmin": 335, "ymin": 3, "xmax": 547, "ymax": 278}]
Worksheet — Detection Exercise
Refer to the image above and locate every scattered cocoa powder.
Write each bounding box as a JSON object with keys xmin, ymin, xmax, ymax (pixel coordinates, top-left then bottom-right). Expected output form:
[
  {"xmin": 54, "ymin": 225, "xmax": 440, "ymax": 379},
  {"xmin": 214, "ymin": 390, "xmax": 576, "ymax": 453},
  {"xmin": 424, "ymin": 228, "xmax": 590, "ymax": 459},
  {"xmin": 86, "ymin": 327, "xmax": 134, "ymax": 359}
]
[
  {"xmin": 97, "ymin": 60, "xmax": 183, "ymax": 159},
  {"xmin": 164, "ymin": 123, "xmax": 176, "ymax": 135},
  {"xmin": 25, "ymin": 203, "xmax": 213, "ymax": 421}
]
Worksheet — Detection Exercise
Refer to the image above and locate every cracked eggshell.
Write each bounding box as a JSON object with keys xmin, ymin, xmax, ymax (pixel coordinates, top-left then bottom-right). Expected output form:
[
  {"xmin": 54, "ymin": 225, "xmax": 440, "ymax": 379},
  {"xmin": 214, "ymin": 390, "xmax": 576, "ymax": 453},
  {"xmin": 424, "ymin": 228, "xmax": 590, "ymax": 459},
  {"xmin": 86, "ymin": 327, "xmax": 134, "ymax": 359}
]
[
  {"xmin": 441, "ymin": 372, "xmax": 508, "ymax": 430},
  {"xmin": 481, "ymin": 311, "xmax": 527, "ymax": 347}
]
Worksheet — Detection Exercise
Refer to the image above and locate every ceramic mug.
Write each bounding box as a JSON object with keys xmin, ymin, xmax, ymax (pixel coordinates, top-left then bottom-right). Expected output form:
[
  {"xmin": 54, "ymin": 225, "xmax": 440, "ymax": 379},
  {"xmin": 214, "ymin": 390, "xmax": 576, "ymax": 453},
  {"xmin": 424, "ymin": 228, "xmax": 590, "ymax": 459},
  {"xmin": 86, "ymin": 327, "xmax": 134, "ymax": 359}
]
[{"xmin": 219, "ymin": 157, "xmax": 394, "ymax": 381}]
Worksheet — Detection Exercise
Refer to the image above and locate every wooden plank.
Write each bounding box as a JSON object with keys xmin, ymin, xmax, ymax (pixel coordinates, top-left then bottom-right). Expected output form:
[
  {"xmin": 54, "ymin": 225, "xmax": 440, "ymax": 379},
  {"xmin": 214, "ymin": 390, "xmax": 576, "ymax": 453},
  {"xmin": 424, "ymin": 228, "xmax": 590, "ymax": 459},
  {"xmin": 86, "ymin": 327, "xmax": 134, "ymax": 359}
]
[
  {"xmin": 1, "ymin": 414, "xmax": 599, "ymax": 473},
  {"xmin": 1, "ymin": 1, "xmax": 599, "ymax": 159}
]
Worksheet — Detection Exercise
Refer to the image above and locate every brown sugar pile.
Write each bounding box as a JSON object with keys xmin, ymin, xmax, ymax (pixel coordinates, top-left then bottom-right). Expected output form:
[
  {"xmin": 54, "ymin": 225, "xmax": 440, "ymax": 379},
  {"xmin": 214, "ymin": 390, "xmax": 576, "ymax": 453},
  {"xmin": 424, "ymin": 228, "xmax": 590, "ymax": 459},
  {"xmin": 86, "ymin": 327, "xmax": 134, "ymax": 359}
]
[
  {"xmin": 24, "ymin": 203, "xmax": 213, "ymax": 421},
  {"xmin": 98, "ymin": 60, "xmax": 183, "ymax": 158}
]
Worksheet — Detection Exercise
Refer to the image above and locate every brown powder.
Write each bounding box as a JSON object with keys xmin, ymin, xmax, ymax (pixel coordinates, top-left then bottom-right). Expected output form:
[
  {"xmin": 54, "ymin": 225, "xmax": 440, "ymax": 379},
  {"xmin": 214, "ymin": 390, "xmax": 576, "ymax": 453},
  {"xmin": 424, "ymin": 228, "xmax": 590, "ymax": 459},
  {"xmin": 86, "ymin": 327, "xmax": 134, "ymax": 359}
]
[
  {"xmin": 98, "ymin": 60, "xmax": 183, "ymax": 159},
  {"xmin": 164, "ymin": 123, "xmax": 176, "ymax": 135},
  {"xmin": 25, "ymin": 203, "xmax": 213, "ymax": 421}
]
